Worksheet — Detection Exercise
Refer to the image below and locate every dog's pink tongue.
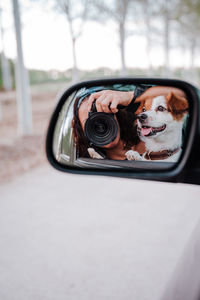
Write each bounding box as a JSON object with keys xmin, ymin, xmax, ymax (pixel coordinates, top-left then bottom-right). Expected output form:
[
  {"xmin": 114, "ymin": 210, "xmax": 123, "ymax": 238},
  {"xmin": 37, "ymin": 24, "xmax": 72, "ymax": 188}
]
[{"xmin": 141, "ymin": 127, "xmax": 152, "ymax": 136}]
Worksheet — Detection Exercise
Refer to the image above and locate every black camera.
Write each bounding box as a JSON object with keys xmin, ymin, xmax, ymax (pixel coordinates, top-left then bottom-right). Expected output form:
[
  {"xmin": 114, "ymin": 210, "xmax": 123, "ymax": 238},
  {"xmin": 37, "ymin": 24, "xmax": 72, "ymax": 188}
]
[{"xmin": 84, "ymin": 101, "xmax": 119, "ymax": 147}]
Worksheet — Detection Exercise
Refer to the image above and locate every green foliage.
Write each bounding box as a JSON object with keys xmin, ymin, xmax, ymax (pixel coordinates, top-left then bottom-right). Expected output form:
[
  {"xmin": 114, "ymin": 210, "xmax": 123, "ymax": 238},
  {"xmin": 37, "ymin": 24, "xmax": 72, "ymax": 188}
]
[
  {"xmin": 0, "ymin": 55, "xmax": 72, "ymax": 89},
  {"xmin": 0, "ymin": 56, "xmax": 199, "ymax": 89},
  {"xmin": 29, "ymin": 69, "xmax": 71, "ymax": 85},
  {"xmin": 0, "ymin": 57, "xmax": 14, "ymax": 90}
]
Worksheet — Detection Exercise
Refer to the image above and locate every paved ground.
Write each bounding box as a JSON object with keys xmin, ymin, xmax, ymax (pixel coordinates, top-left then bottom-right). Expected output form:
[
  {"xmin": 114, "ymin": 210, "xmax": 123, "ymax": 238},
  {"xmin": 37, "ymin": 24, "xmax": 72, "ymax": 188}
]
[
  {"xmin": 0, "ymin": 83, "xmax": 66, "ymax": 183},
  {"xmin": 0, "ymin": 165, "xmax": 200, "ymax": 300}
]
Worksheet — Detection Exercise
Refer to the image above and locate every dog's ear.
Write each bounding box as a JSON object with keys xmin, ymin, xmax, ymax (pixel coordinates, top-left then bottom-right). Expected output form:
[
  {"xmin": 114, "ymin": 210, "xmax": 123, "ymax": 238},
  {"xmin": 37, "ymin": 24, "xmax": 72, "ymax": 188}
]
[{"xmin": 167, "ymin": 92, "xmax": 188, "ymax": 115}]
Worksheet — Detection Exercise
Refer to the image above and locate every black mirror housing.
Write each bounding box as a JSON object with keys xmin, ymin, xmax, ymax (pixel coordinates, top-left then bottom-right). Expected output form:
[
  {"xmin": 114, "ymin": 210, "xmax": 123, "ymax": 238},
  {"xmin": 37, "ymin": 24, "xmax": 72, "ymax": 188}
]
[{"xmin": 46, "ymin": 78, "xmax": 200, "ymax": 185}]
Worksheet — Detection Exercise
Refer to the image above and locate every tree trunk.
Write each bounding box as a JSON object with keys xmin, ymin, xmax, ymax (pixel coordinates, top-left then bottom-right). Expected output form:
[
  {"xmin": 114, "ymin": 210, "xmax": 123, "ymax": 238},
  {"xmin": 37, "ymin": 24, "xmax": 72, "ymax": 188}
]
[
  {"xmin": 144, "ymin": 1, "xmax": 153, "ymax": 75},
  {"xmin": 119, "ymin": 22, "xmax": 126, "ymax": 76},
  {"xmin": 164, "ymin": 10, "xmax": 170, "ymax": 76},
  {"xmin": 12, "ymin": 0, "xmax": 32, "ymax": 135},
  {"xmin": 72, "ymin": 37, "xmax": 79, "ymax": 83},
  {"xmin": 189, "ymin": 38, "xmax": 198, "ymax": 84},
  {"xmin": 190, "ymin": 38, "xmax": 196, "ymax": 70}
]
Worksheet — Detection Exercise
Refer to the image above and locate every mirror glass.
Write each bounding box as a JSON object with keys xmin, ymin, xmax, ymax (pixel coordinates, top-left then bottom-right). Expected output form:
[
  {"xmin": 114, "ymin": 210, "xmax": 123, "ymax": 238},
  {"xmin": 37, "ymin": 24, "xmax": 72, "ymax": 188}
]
[{"xmin": 53, "ymin": 83, "xmax": 189, "ymax": 170}]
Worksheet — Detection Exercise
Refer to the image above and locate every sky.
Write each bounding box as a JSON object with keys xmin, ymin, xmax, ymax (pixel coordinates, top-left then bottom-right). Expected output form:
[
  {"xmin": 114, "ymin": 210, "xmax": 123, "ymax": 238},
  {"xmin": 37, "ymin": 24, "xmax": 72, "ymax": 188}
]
[{"xmin": 0, "ymin": 0, "xmax": 199, "ymax": 72}]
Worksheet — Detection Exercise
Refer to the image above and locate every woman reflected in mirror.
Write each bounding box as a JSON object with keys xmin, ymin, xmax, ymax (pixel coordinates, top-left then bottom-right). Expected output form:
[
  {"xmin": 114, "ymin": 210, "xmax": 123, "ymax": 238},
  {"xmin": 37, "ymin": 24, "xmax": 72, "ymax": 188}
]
[{"xmin": 72, "ymin": 88, "xmax": 146, "ymax": 160}]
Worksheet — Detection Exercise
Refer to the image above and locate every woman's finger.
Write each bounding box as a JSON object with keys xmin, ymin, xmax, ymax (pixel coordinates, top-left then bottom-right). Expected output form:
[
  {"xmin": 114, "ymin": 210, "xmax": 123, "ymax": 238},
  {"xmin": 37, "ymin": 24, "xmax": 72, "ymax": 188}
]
[
  {"xmin": 101, "ymin": 97, "xmax": 113, "ymax": 113},
  {"xmin": 87, "ymin": 91, "xmax": 104, "ymax": 112},
  {"xmin": 95, "ymin": 94, "xmax": 107, "ymax": 112},
  {"xmin": 110, "ymin": 99, "xmax": 119, "ymax": 113}
]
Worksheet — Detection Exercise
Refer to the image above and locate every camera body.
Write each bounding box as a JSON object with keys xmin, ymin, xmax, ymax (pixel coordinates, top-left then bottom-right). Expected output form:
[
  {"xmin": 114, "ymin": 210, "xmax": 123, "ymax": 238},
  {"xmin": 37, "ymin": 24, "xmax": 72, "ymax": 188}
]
[{"xmin": 84, "ymin": 102, "xmax": 119, "ymax": 147}]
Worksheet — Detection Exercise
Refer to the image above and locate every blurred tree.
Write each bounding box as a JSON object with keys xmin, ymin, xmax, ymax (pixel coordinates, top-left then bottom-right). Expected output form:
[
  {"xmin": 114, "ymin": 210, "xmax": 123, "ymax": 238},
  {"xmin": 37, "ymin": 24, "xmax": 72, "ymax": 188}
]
[
  {"xmin": 137, "ymin": 0, "xmax": 159, "ymax": 75},
  {"xmin": 12, "ymin": 0, "xmax": 32, "ymax": 135},
  {"xmin": 90, "ymin": 0, "xmax": 141, "ymax": 75},
  {"xmin": 141, "ymin": 0, "xmax": 153, "ymax": 74},
  {"xmin": 178, "ymin": 0, "xmax": 200, "ymax": 69},
  {"xmin": 171, "ymin": 0, "xmax": 200, "ymax": 83},
  {"xmin": 149, "ymin": 0, "xmax": 184, "ymax": 76},
  {"xmin": 0, "ymin": 5, "xmax": 12, "ymax": 92},
  {"xmin": 56, "ymin": 0, "xmax": 89, "ymax": 82},
  {"xmin": 158, "ymin": 0, "xmax": 181, "ymax": 75}
]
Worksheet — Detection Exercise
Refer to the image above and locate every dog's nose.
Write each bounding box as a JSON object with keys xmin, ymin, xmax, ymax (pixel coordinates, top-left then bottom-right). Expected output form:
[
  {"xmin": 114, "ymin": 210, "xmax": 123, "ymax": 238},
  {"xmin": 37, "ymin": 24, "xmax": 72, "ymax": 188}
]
[{"xmin": 138, "ymin": 113, "xmax": 148, "ymax": 122}]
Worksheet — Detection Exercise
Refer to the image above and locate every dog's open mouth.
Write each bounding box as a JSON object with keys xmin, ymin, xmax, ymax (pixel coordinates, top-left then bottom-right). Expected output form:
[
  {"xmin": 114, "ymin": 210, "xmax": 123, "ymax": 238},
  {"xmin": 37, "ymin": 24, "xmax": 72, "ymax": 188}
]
[{"xmin": 140, "ymin": 124, "xmax": 166, "ymax": 136}]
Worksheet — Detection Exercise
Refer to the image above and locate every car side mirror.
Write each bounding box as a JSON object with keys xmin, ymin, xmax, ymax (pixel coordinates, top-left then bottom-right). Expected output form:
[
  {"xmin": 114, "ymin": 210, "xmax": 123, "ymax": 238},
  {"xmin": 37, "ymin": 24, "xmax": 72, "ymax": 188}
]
[{"xmin": 46, "ymin": 78, "xmax": 200, "ymax": 185}]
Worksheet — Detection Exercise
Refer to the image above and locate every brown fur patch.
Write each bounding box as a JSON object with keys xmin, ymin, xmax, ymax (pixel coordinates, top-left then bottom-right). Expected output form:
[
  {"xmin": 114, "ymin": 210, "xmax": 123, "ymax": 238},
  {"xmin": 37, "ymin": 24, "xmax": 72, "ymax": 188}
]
[
  {"xmin": 136, "ymin": 101, "xmax": 145, "ymax": 114},
  {"xmin": 167, "ymin": 92, "xmax": 188, "ymax": 121},
  {"xmin": 136, "ymin": 98, "xmax": 153, "ymax": 114},
  {"xmin": 135, "ymin": 86, "xmax": 187, "ymax": 103}
]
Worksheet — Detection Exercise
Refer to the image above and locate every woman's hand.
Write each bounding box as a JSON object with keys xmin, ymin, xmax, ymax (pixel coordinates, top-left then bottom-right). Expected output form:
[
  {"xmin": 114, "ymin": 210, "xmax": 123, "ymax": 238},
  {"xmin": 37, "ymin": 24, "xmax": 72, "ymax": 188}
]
[{"xmin": 87, "ymin": 90, "xmax": 134, "ymax": 113}]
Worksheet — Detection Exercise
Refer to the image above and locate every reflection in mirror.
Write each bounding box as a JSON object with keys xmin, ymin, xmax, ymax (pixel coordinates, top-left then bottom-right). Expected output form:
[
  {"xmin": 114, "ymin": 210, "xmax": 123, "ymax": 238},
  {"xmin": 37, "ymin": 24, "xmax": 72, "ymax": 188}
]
[{"xmin": 53, "ymin": 83, "xmax": 189, "ymax": 170}]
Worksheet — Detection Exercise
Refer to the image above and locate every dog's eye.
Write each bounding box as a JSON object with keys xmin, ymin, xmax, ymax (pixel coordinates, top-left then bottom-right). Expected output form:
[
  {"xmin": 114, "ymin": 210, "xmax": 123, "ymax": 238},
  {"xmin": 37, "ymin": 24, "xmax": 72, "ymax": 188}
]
[
  {"xmin": 157, "ymin": 106, "xmax": 166, "ymax": 112},
  {"xmin": 142, "ymin": 107, "xmax": 146, "ymax": 112}
]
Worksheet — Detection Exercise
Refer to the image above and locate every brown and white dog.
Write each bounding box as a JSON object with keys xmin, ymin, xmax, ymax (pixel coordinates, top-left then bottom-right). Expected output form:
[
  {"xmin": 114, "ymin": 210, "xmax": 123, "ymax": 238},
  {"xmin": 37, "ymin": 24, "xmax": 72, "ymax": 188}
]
[{"xmin": 126, "ymin": 87, "xmax": 189, "ymax": 162}]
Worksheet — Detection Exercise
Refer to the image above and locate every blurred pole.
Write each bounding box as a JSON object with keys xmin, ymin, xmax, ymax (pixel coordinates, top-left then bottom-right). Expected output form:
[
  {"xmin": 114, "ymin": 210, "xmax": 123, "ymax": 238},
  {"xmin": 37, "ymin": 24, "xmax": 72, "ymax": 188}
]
[
  {"xmin": 0, "ymin": 6, "xmax": 12, "ymax": 91},
  {"xmin": 12, "ymin": 0, "xmax": 32, "ymax": 135}
]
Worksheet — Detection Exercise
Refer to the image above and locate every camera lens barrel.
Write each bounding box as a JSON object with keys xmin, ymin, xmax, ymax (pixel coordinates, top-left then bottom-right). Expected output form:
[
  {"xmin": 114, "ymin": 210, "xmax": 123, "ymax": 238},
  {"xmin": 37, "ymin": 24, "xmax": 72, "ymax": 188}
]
[{"xmin": 84, "ymin": 112, "xmax": 118, "ymax": 147}]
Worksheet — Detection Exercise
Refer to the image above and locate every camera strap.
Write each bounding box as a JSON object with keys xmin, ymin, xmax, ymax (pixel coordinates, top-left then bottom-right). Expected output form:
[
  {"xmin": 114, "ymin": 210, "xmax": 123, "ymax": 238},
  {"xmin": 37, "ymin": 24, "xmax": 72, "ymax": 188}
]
[{"xmin": 126, "ymin": 85, "xmax": 152, "ymax": 112}]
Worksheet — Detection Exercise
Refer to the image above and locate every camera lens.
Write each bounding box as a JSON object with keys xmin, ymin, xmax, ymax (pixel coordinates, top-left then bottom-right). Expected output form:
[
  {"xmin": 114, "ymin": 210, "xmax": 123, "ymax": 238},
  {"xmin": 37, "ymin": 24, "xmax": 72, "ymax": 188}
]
[
  {"xmin": 94, "ymin": 121, "xmax": 107, "ymax": 134},
  {"xmin": 84, "ymin": 112, "xmax": 118, "ymax": 147}
]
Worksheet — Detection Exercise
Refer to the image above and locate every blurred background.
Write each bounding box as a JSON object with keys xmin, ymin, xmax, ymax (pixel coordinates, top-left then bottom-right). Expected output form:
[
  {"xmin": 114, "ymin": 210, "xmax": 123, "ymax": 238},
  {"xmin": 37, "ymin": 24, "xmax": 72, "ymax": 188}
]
[{"xmin": 0, "ymin": 0, "xmax": 200, "ymax": 183}]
